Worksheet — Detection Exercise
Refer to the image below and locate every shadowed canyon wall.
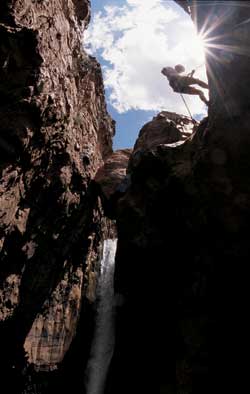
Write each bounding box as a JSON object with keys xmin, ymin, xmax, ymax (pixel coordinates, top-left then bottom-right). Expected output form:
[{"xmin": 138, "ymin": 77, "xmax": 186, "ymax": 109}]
[{"xmin": 108, "ymin": 1, "xmax": 250, "ymax": 394}]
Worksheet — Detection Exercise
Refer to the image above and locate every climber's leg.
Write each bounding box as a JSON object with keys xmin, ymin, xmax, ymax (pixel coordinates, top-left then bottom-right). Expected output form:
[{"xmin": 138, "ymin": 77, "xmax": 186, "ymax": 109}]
[
  {"xmin": 181, "ymin": 86, "xmax": 209, "ymax": 105},
  {"xmin": 187, "ymin": 77, "xmax": 209, "ymax": 89}
]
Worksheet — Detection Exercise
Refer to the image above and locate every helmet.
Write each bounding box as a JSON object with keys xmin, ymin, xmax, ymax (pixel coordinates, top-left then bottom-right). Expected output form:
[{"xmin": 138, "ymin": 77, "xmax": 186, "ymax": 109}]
[{"xmin": 175, "ymin": 64, "xmax": 185, "ymax": 73}]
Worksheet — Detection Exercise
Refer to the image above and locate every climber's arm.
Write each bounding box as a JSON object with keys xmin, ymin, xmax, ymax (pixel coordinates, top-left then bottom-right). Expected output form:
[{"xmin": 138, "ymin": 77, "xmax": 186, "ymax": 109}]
[{"xmin": 187, "ymin": 69, "xmax": 195, "ymax": 78}]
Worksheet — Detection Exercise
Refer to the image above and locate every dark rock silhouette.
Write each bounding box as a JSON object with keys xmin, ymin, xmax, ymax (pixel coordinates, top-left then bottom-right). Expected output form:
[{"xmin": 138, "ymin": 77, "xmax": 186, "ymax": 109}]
[
  {"xmin": 133, "ymin": 111, "xmax": 194, "ymax": 154},
  {"xmin": 111, "ymin": 109, "xmax": 250, "ymax": 393},
  {"xmin": 175, "ymin": 0, "xmax": 190, "ymax": 15},
  {"xmin": 108, "ymin": 2, "xmax": 250, "ymax": 393}
]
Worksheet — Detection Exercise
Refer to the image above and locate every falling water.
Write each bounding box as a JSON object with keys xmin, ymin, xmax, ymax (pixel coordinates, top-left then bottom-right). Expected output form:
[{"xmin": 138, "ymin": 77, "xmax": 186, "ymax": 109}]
[{"xmin": 85, "ymin": 238, "xmax": 118, "ymax": 394}]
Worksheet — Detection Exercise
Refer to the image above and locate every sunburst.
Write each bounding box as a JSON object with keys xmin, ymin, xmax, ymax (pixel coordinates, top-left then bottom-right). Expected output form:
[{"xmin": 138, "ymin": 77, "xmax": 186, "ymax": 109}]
[
  {"xmin": 193, "ymin": 0, "xmax": 250, "ymax": 63},
  {"xmin": 190, "ymin": 0, "xmax": 250, "ymax": 109}
]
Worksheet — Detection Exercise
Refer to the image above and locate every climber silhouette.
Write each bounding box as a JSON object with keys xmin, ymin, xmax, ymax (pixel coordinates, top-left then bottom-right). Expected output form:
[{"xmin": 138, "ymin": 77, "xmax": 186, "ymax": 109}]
[{"xmin": 161, "ymin": 64, "xmax": 209, "ymax": 105}]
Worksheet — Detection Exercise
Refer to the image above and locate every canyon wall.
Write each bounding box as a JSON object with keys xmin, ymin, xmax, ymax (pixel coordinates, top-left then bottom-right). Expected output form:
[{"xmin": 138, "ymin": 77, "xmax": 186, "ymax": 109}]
[
  {"xmin": 193, "ymin": 0, "xmax": 250, "ymax": 120},
  {"xmin": 0, "ymin": 1, "xmax": 116, "ymax": 392},
  {"xmin": 1, "ymin": 1, "xmax": 250, "ymax": 393}
]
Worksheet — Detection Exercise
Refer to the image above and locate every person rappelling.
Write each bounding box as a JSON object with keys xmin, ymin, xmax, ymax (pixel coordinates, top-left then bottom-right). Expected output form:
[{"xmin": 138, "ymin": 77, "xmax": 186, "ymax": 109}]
[{"xmin": 161, "ymin": 64, "xmax": 209, "ymax": 105}]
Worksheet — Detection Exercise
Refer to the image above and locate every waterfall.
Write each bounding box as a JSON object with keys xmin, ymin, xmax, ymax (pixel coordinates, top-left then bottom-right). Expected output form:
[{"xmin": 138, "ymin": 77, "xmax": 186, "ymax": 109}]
[{"xmin": 85, "ymin": 238, "xmax": 118, "ymax": 394}]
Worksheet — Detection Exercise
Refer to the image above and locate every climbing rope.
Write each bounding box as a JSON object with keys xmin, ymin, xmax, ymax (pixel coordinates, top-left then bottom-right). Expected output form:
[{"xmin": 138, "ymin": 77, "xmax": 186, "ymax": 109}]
[
  {"xmin": 179, "ymin": 62, "xmax": 205, "ymax": 122},
  {"xmin": 187, "ymin": 62, "xmax": 205, "ymax": 77},
  {"xmin": 180, "ymin": 93, "xmax": 198, "ymax": 123},
  {"xmin": 194, "ymin": 62, "xmax": 205, "ymax": 72}
]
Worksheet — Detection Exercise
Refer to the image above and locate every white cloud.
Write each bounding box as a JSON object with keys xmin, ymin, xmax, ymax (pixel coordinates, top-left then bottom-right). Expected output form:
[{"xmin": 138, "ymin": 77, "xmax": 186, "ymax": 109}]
[{"xmin": 84, "ymin": 0, "xmax": 208, "ymax": 117}]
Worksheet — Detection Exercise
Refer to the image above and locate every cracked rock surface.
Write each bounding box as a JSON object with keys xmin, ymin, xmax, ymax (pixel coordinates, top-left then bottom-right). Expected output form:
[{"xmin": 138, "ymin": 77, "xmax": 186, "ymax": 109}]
[{"xmin": 0, "ymin": 1, "xmax": 115, "ymax": 391}]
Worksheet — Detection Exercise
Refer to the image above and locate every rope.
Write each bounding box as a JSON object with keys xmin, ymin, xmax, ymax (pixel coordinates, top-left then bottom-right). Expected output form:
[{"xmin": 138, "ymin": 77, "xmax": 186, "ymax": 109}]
[
  {"xmin": 194, "ymin": 62, "xmax": 205, "ymax": 71},
  {"xmin": 186, "ymin": 62, "xmax": 205, "ymax": 78},
  {"xmin": 180, "ymin": 93, "xmax": 198, "ymax": 123},
  {"xmin": 179, "ymin": 62, "xmax": 205, "ymax": 122}
]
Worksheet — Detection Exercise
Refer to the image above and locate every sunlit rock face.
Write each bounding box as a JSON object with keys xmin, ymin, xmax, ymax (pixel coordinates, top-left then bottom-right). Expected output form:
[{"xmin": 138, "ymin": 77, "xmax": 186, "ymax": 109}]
[
  {"xmin": 24, "ymin": 267, "xmax": 84, "ymax": 370},
  {"xmin": 0, "ymin": 0, "xmax": 115, "ymax": 391}
]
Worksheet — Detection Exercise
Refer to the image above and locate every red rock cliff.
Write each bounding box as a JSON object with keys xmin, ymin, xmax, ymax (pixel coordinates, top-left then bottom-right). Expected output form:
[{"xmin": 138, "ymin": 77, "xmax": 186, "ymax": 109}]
[{"xmin": 0, "ymin": 0, "xmax": 115, "ymax": 392}]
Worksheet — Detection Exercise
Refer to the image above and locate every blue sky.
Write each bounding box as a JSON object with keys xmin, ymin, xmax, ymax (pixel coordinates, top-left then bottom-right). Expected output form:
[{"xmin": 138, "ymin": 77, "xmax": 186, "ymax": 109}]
[{"xmin": 85, "ymin": 0, "xmax": 208, "ymax": 149}]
